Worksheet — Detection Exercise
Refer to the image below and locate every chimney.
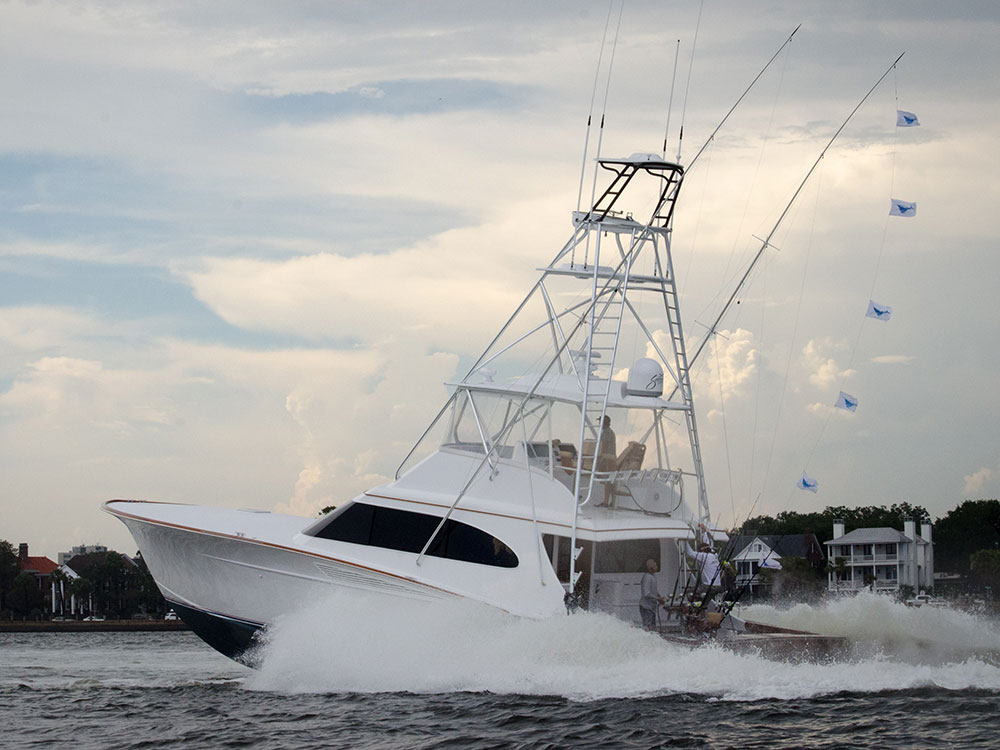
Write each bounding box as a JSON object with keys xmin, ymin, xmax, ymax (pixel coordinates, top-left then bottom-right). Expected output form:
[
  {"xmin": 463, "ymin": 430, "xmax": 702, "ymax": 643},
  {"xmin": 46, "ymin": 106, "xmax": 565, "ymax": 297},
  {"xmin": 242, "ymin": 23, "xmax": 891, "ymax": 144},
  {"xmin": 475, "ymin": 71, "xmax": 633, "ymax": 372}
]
[
  {"xmin": 904, "ymin": 518, "xmax": 916, "ymax": 540},
  {"xmin": 922, "ymin": 521, "xmax": 934, "ymax": 591},
  {"xmin": 920, "ymin": 522, "xmax": 932, "ymax": 545},
  {"xmin": 18, "ymin": 542, "xmax": 28, "ymax": 560},
  {"xmin": 833, "ymin": 519, "xmax": 845, "ymax": 539}
]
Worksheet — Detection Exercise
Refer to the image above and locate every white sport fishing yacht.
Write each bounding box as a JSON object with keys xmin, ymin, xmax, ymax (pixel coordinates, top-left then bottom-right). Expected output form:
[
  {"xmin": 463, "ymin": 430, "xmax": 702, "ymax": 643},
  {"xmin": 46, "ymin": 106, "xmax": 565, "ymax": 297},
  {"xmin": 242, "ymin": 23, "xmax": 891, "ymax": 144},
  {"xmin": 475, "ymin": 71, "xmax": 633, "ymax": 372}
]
[{"xmin": 106, "ymin": 152, "xmax": 731, "ymax": 661}]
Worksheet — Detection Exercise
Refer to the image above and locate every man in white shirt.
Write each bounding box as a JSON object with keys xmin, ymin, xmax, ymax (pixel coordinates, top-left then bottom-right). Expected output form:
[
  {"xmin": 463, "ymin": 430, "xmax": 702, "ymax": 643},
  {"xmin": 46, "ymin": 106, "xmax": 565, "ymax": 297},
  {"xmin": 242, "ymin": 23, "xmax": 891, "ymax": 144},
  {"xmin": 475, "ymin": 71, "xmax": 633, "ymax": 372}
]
[
  {"xmin": 685, "ymin": 541, "xmax": 722, "ymax": 594},
  {"xmin": 639, "ymin": 558, "xmax": 665, "ymax": 630}
]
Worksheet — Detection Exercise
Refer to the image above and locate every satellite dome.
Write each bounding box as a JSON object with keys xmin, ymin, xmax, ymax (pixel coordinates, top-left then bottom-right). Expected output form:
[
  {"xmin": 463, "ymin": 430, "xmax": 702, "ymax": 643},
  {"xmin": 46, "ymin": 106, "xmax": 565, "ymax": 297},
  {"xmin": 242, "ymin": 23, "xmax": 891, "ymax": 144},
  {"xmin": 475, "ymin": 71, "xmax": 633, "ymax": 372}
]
[{"xmin": 626, "ymin": 358, "xmax": 664, "ymax": 397}]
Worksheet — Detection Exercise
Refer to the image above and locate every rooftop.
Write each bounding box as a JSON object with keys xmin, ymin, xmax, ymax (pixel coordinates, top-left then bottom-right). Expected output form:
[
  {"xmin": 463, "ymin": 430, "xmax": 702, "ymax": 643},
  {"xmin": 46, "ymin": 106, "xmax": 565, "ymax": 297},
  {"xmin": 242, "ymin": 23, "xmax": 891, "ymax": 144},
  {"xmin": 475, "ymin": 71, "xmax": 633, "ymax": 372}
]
[{"xmin": 825, "ymin": 527, "xmax": 927, "ymax": 545}]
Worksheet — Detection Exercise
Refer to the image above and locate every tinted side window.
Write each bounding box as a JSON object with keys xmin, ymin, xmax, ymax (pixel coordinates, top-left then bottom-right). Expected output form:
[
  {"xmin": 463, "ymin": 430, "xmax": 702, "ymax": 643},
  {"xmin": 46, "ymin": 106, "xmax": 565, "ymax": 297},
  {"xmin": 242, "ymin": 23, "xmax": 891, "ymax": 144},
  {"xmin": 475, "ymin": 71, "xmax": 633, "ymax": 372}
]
[
  {"xmin": 429, "ymin": 522, "xmax": 518, "ymax": 568},
  {"xmin": 370, "ymin": 506, "xmax": 440, "ymax": 553},
  {"xmin": 309, "ymin": 502, "xmax": 517, "ymax": 568},
  {"xmin": 594, "ymin": 539, "xmax": 660, "ymax": 574},
  {"xmin": 313, "ymin": 502, "xmax": 374, "ymax": 545}
]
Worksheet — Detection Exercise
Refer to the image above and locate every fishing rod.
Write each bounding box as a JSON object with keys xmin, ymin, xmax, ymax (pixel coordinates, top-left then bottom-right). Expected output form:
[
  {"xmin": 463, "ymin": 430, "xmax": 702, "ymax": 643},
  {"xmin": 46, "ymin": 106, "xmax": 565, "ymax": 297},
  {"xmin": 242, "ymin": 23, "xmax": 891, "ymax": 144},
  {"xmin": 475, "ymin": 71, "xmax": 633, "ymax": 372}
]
[{"xmin": 666, "ymin": 52, "xmax": 907, "ymax": 402}]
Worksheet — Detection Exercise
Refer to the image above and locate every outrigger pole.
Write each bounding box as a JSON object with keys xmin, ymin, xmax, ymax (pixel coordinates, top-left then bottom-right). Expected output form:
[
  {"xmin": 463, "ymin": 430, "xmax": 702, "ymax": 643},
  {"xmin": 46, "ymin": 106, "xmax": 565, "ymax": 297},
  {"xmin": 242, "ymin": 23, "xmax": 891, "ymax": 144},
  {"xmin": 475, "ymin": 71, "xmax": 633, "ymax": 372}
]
[
  {"xmin": 669, "ymin": 51, "xmax": 907, "ymax": 398},
  {"xmin": 684, "ymin": 24, "xmax": 801, "ymax": 173}
]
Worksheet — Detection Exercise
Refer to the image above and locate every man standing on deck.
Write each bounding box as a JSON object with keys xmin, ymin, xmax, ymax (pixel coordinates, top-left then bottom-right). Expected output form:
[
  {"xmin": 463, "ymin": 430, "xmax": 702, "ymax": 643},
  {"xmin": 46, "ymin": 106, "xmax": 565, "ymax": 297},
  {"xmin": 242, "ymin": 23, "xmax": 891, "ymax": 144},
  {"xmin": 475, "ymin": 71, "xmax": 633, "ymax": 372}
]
[
  {"xmin": 639, "ymin": 558, "xmax": 665, "ymax": 631},
  {"xmin": 684, "ymin": 540, "xmax": 722, "ymax": 601},
  {"xmin": 597, "ymin": 415, "xmax": 617, "ymax": 506}
]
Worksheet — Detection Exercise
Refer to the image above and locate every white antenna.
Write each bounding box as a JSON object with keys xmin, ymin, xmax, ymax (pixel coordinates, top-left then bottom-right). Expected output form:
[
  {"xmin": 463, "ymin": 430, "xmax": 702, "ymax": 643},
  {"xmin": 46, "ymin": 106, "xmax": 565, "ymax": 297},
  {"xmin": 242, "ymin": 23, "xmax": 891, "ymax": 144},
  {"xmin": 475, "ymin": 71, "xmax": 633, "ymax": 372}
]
[
  {"xmin": 585, "ymin": 0, "xmax": 625, "ymax": 219},
  {"xmin": 662, "ymin": 39, "xmax": 681, "ymax": 159},
  {"xmin": 575, "ymin": 1, "xmax": 616, "ymax": 215}
]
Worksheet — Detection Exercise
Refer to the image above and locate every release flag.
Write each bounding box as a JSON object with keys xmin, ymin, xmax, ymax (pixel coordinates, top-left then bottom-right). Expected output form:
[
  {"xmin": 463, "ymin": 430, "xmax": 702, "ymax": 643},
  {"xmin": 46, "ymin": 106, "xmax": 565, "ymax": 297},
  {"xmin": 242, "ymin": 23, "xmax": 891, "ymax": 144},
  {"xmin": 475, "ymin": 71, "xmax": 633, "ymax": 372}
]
[
  {"xmin": 866, "ymin": 299, "xmax": 893, "ymax": 321},
  {"xmin": 897, "ymin": 110, "xmax": 920, "ymax": 127},
  {"xmin": 835, "ymin": 391, "xmax": 858, "ymax": 412},
  {"xmin": 890, "ymin": 198, "xmax": 917, "ymax": 217},
  {"xmin": 796, "ymin": 471, "xmax": 819, "ymax": 494}
]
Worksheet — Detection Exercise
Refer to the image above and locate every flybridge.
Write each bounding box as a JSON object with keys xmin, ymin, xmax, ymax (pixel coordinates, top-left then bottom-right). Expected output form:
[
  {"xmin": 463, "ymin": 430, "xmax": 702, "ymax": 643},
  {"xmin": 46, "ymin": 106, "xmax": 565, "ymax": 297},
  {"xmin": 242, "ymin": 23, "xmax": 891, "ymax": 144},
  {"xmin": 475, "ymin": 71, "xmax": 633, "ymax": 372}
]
[
  {"xmin": 394, "ymin": 136, "xmax": 711, "ymax": 551},
  {"xmin": 577, "ymin": 153, "xmax": 684, "ymax": 229}
]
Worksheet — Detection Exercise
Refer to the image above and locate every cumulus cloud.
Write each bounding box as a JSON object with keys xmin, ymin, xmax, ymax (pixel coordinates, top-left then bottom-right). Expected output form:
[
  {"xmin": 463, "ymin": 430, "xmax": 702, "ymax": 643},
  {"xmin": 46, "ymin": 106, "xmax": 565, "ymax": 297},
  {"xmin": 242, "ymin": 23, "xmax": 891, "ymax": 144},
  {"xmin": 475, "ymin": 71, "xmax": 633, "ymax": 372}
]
[
  {"xmin": 800, "ymin": 338, "xmax": 856, "ymax": 390},
  {"xmin": 661, "ymin": 328, "xmax": 757, "ymax": 415},
  {"xmin": 962, "ymin": 467, "xmax": 994, "ymax": 496}
]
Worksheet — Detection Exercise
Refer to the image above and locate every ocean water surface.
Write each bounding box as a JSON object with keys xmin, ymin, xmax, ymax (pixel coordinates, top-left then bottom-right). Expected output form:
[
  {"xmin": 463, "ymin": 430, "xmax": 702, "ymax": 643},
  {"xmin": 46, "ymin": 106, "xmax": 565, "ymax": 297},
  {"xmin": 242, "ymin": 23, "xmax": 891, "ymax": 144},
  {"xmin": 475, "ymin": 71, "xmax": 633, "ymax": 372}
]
[{"xmin": 2, "ymin": 593, "xmax": 998, "ymax": 749}]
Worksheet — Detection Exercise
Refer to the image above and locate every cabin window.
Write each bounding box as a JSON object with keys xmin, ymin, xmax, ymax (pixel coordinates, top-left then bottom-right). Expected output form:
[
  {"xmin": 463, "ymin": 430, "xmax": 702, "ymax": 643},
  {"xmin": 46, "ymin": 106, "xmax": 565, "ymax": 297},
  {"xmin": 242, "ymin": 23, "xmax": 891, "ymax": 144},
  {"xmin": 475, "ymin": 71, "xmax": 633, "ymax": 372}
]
[
  {"xmin": 594, "ymin": 539, "xmax": 660, "ymax": 574},
  {"xmin": 310, "ymin": 502, "xmax": 518, "ymax": 568}
]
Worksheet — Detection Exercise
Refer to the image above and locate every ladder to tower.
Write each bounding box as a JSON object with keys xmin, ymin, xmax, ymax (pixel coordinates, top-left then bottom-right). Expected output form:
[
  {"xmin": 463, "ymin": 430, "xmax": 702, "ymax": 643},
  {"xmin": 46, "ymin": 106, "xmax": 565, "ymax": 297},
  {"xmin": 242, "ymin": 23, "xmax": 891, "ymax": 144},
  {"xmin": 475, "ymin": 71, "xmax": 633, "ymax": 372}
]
[{"xmin": 660, "ymin": 239, "xmax": 710, "ymax": 522}]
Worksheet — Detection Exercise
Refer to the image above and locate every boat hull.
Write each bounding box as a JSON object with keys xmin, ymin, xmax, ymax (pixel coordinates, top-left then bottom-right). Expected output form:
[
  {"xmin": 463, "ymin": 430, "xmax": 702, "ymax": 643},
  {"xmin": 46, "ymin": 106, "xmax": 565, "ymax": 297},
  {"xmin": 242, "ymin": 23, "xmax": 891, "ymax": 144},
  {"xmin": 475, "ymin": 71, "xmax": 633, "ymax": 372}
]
[{"xmin": 168, "ymin": 600, "xmax": 264, "ymax": 663}]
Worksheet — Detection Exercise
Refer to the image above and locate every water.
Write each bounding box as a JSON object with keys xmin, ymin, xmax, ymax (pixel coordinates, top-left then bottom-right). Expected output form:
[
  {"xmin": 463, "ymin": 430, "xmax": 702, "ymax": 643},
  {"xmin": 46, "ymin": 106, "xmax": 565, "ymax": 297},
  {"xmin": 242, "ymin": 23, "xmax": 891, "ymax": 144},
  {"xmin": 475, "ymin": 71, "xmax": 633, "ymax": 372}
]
[{"xmin": 2, "ymin": 594, "xmax": 999, "ymax": 749}]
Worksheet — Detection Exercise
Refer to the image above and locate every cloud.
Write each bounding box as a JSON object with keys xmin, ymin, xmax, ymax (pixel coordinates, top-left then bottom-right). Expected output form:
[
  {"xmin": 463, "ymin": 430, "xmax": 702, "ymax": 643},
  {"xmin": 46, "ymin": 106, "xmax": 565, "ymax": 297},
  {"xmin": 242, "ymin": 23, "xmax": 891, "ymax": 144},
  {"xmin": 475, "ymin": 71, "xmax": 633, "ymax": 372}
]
[
  {"xmin": 673, "ymin": 328, "xmax": 757, "ymax": 413},
  {"xmin": 962, "ymin": 467, "xmax": 994, "ymax": 496},
  {"xmin": 806, "ymin": 401, "xmax": 855, "ymax": 418},
  {"xmin": 800, "ymin": 338, "xmax": 856, "ymax": 390},
  {"xmin": 871, "ymin": 354, "xmax": 916, "ymax": 364}
]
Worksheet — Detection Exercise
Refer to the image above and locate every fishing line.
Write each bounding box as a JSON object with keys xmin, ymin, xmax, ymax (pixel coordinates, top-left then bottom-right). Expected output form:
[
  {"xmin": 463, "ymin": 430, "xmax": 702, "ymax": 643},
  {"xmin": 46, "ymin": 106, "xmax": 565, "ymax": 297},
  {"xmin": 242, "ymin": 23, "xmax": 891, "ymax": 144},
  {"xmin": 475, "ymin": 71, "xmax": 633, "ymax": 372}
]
[
  {"xmin": 747, "ymin": 248, "xmax": 769, "ymax": 510},
  {"xmin": 718, "ymin": 38, "xmax": 793, "ymax": 293},
  {"xmin": 713, "ymin": 336, "xmax": 738, "ymax": 523},
  {"xmin": 662, "ymin": 39, "xmax": 681, "ymax": 159},
  {"xmin": 800, "ymin": 71, "xmax": 903, "ymax": 472},
  {"xmin": 761, "ymin": 163, "xmax": 826, "ymax": 506}
]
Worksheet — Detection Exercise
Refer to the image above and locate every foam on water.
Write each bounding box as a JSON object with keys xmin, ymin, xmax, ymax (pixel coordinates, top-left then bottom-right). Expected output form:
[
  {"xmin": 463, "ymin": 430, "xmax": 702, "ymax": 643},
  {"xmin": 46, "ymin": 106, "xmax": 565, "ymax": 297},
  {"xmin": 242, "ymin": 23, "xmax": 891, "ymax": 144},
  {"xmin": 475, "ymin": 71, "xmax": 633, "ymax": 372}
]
[
  {"xmin": 247, "ymin": 591, "xmax": 1000, "ymax": 700},
  {"xmin": 739, "ymin": 592, "xmax": 1000, "ymax": 660}
]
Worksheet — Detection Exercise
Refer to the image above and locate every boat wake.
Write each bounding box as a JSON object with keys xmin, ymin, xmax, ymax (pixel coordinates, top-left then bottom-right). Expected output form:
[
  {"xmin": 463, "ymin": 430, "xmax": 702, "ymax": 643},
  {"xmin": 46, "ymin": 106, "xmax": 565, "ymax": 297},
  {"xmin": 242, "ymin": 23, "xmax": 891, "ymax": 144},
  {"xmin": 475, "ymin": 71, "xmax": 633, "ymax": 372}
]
[
  {"xmin": 739, "ymin": 592, "xmax": 1000, "ymax": 664},
  {"xmin": 246, "ymin": 591, "xmax": 1000, "ymax": 701}
]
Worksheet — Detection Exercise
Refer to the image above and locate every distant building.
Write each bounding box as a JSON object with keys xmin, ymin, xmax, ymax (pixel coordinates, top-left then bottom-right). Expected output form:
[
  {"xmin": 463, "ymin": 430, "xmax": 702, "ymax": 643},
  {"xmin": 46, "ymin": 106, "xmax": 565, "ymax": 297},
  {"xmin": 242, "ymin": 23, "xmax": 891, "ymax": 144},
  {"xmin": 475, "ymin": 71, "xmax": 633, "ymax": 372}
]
[
  {"xmin": 17, "ymin": 543, "xmax": 59, "ymax": 610},
  {"xmin": 18, "ymin": 542, "xmax": 58, "ymax": 578},
  {"xmin": 825, "ymin": 518, "xmax": 933, "ymax": 594},
  {"xmin": 729, "ymin": 533, "xmax": 825, "ymax": 596},
  {"xmin": 58, "ymin": 543, "xmax": 108, "ymax": 565}
]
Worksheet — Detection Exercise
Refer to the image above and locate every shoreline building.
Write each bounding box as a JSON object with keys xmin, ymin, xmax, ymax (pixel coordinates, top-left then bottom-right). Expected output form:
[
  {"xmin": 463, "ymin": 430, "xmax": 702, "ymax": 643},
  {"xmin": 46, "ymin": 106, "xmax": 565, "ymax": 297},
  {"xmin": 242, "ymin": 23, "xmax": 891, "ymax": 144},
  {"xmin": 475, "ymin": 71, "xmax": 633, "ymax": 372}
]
[
  {"xmin": 58, "ymin": 544, "xmax": 108, "ymax": 565},
  {"xmin": 730, "ymin": 533, "xmax": 826, "ymax": 598},
  {"xmin": 825, "ymin": 518, "xmax": 933, "ymax": 594}
]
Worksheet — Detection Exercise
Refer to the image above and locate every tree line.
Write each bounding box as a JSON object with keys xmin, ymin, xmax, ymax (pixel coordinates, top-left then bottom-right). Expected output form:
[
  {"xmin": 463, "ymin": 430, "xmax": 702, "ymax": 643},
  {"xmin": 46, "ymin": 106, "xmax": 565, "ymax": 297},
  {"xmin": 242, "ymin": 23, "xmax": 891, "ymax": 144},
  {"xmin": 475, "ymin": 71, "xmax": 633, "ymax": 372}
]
[
  {"xmin": 0, "ymin": 540, "xmax": 166, "ymax": 621},
  {"xmin": 742, "ymin": 498, "xmax": 1000, "ymax": 593}
]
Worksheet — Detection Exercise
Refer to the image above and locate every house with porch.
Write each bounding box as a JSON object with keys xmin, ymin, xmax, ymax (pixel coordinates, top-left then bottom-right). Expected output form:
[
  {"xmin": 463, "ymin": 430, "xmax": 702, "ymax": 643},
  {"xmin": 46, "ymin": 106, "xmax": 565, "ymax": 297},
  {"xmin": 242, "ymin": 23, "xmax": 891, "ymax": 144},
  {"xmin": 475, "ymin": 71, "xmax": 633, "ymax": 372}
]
[
  {"xmin": 825, "ymin": 518, "xmax": 933, "ymax": 594},
  {"xmin": 729, "ymin": 533, "xmax": 825, "ymax": 597}
]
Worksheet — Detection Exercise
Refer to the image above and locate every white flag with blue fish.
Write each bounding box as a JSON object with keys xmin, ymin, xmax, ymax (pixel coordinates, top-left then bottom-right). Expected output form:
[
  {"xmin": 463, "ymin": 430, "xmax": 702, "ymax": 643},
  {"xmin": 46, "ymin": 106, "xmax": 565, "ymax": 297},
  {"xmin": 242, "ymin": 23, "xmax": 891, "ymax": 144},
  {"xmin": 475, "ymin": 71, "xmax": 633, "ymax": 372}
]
[
  {"xmin": 835, "ymin": 391, "xmax": 858, "ymax": 413},
  {"xmin": 896, "ymin": 110, "xmax": 920, "ymax": 127},
  {"xmin": 890, "ymin": 198, "xmax": 917, "ymax": 217},
  {"xmin": 796, "ymin": 471, "xmax": 819, "ymax": 493},
  {"xmin": 866, "ymin": 299, "xmax": 893, "ymax": 321},
  {"xmin": 760, "ymin": 557, "xmax": 783, "ymax": 570}
]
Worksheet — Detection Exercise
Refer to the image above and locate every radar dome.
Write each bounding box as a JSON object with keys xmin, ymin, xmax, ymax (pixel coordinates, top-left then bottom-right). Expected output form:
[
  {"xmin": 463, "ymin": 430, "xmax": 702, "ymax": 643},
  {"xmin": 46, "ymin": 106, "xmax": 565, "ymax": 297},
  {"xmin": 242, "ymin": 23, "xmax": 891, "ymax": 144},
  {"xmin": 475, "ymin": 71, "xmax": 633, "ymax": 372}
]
[{"xmin": 626, "ymin": 358, "xmax": 664, "ymax": 397}]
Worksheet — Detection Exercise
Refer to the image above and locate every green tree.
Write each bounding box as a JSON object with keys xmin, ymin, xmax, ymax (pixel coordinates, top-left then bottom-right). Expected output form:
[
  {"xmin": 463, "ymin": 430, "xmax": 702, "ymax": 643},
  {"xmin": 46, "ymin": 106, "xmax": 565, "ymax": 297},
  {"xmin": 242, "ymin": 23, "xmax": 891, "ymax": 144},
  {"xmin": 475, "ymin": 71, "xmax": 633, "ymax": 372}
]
[
  {"xmin": 0, "ymin": 540, "xmax": 20, "ymax": 611},
  {"xmin": 127, "ymin": 554, "xmax": 166, "ymax": 616},
  {"xmin": 8, "ymin": 571, "xmax": 44, "ymax": 618},
  {"xmin": 744, "ymin": 503, "xmax": 931, "ymax": 545},
  {"xmin": 970, "ymin": 549, "xmax": 1000, "ymax": 593},
  {"xmin": 934, "ymin": 500, "xmax": 1000, "ymax": 573}
]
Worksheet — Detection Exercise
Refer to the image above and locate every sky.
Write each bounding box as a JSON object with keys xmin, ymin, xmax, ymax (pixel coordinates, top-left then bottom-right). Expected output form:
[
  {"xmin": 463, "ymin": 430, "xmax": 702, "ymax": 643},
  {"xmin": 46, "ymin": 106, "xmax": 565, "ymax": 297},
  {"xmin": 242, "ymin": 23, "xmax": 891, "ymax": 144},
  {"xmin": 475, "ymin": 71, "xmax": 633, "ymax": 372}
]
[{"xmin": 2, "ymin": 0, "xmax": 999, "ymax": 559}]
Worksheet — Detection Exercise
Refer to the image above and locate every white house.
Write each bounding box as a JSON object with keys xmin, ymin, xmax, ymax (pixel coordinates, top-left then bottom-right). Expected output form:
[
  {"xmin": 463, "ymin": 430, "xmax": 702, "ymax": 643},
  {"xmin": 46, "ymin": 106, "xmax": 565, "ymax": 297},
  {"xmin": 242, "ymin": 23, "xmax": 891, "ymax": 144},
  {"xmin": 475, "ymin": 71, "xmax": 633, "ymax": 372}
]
[
  {"xmin": 730, "ymin": 533, "xmax": 825, "ymax": 596},
  {"xmin": 824, "ymin": 518, "xmax": 933, "ymax": 593}
]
